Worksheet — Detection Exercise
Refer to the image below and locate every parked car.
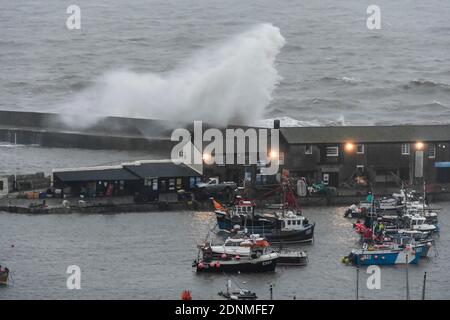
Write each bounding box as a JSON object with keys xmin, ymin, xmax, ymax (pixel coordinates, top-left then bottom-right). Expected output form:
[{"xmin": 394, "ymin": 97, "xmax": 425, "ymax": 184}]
[{"xmin": 195, "ymin": 178, "xmax": 237, "ymax": 199}]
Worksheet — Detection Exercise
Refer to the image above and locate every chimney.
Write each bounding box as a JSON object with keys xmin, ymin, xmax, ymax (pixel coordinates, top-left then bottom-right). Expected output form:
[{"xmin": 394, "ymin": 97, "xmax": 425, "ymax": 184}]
[{"xmin": 273, "ymin": 119, "xmax": 280, "ymax": 129}]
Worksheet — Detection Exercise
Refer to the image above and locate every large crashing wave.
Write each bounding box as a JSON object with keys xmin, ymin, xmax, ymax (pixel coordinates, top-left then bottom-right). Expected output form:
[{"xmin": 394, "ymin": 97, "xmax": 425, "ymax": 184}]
[{"xmin": 58, "ymin": 23, "xmax": 285, "ymax": 128}]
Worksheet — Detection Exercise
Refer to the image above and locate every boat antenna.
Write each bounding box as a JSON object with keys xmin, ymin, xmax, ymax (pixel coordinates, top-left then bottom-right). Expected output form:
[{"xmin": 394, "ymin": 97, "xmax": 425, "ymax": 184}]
[
  {"xmin": 223, "ymin": 272, "xmax": 245, "ymax": 290},
  {"xmin": 423, "ymin": 179, "xmax": 426, "ymax": 216}
]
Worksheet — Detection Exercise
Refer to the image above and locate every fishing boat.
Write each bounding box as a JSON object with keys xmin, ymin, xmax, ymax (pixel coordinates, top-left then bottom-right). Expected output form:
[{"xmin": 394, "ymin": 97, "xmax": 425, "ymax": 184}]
[
  {"xmin": 218, "ymin": 280, "xmax": 257, "ymax": 300},
  {"xmin": 214, "ymin": 170, "xmax": 316, "ymax": 244},
  {"xmin": 345, "ymin": 245, "xmax": 422, "ymax": 265},
  {"xmin": 401, "ymin": 214, "xmax": 438, "ymax": 233},
  {"xmin": 214, "ymin": 198, "xmax": 315, "ymax": 244},
  {"xmin": 218, "ymin": 289, "xmax": 258, "ymax": 300},
  {"xmin": 239, "ymin": 211, "xmax": 315, "ymax": 244},
  {"xmin": 378, "ymin": 197, "xmax": 404, "ymax": 211},
  {"xmin": 344, "ymin": 202, "xmax": 372, "ymax": 218},
  {"xmin": 207, "ymin": 234, "xmax": 309, "ymax": 266},
  {"xmin": 275, "ymin": 249, "xmax": 308, "ymax": 266},
  {"xmin": 208, "ymin": 234, "xmax": 269, "ymax": 257},
  {"xmin": 0, "ymin": 268, "xmax": 9, "ymax": 285},
  {"xmin": 214, "ymin": 198, "xmax": 270, "ymax": 231},
  {"xmin": 193, "ymin": 242, "xmax": 278, "ymax": 273}
]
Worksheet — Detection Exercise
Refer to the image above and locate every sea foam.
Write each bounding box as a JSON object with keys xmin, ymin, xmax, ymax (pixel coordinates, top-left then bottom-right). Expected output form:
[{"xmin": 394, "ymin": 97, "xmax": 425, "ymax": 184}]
[{"xmin": 58, "ymin": 23, "xmax": 286, "ymax": 128}]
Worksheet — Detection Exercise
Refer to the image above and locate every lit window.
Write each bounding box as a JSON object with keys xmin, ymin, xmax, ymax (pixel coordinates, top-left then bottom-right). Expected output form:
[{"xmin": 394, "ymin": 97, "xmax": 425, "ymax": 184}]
[
  {"xmin": 326, "ymin": 146, "xmax": 339, "ymax": 157},
  {"xmin": 428, "ymin": 144, "xmax": 436, "ymax": 159},
  {"xmin": 305, "ymin": 145, "xmax": 313, "ymax": 155},
  {"xmin": 401, "ymin": 143, "xmax": 410, "ymax": 155},
  {"xmin": 357, "ymin": 144, "xmax": 364, "ymax": 154}
]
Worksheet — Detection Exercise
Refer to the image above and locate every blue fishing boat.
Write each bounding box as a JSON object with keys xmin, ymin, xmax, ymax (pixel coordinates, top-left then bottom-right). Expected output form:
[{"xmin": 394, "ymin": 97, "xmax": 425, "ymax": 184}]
[{"xmin": 346, "ymin": 246, "xmax": 422, "ymax": 265}]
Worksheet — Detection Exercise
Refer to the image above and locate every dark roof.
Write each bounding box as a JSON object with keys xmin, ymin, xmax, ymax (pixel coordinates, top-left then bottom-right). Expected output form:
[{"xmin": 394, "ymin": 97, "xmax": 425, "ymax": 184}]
[
  {"xmin": 123, "ymin": 162, "xmax": 201, "ymax": 178},
  {"xmin": 54, "ymin": 168, "xmax": 139, "ymax": 182},
  {"xmin": 280, "ymin": 125, "xmax": 450, "ymax": 144}
]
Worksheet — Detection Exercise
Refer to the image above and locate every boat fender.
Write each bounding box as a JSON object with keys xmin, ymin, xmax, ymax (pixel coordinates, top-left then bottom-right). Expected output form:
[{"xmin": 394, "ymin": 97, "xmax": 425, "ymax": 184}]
[
  {"xmin": 198, "ymin": 262, "xmax": 204, "ymax": 269},
  {"xmin": 215, "ymin": 262, "xmax": 220, "ymax": 268},
  {"xmin": 235, "ymin": 255, "xmax": 240, "ymax": 260},
  {"xmin": 209, "ymin": 262, "xmax": 216, "ymax": 268}
]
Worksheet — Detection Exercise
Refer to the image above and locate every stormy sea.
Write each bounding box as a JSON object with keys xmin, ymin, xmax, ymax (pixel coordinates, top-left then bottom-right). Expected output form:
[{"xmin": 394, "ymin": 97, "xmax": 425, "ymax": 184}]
[{"xmin": 1, "ymin": 0, "xmax": 449, "ymax": 127}]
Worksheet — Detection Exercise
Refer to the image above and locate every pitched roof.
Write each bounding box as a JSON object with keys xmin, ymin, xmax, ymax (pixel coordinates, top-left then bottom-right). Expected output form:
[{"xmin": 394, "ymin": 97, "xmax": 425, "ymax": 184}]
[
  {"xmin": 280, "ymin": 125, "xmax": 450, "ymax": 144},
  {"xmin": 53, "ymin": 160, "xmax": 202, "ymax": 182},
  {"xmin": 53, "ymin": 168, "xmax": 139, "ymax": 182},
  {"xmin": 123, "ymin": 161, "xmax": 201, "ymax": 178}
]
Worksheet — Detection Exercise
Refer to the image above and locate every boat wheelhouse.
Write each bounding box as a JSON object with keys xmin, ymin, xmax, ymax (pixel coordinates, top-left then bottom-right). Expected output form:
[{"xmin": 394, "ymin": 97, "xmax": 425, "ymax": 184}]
[{"xmin": 402, "ymin": 214, "xmax": 437, "ymax": 233}]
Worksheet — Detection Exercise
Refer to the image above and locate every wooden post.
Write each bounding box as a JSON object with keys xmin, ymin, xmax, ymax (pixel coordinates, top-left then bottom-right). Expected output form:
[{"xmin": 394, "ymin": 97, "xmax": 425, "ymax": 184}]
[
  {"xmin": 422, "ymin": 272, "xmax": 427, "ymax": 300},
  {"xmin": 356, "ymin": 267, "xmax": 360, "ymax": 300},
  {"xmin": 406, "ymin": 254, "xmax": 410, "ymax": 300}
]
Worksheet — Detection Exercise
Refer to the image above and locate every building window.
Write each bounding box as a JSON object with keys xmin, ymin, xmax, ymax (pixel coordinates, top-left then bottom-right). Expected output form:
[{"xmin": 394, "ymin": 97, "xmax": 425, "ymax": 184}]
[
  {"xmin": 0, "ymin": 180, "xmax": 3, "ymax": 191},
  {"xmin": 169, "ymin": 178, "xmax": 175, "ymax": 191},
  {"xmin": 305, "ymin": 145, "xmax": 313, "ymax": 155},
  {"xmin": 326, "ymin": 146, "xmax": 339, "ymax": 157},
  {"xmin": 428, "ymin": 144, "xmax": 436, "ymax": 159},
  {"xmin": 401, "ymin": 143, "xmax": 410, "ymax": 155},
  {"xmin": 176, "ymin": 178, "xmax": 182, "ymax": 190},
  {"xmin": 357, "ymin": 144, "xmax": 364, "ymax": 154}
]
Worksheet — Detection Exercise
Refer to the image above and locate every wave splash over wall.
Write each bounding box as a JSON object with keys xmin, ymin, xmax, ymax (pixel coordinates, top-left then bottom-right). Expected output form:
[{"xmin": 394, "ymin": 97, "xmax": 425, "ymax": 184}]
[{"xmin": 59, "ymin": 23, "xmax": 285, "ymax": 128}]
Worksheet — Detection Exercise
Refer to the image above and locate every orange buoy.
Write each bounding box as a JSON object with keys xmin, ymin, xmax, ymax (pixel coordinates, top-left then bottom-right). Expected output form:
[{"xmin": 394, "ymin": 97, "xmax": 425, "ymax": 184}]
[{"xmin": 181, "ymin": 290, "xmax": 192, "ymax": 300}]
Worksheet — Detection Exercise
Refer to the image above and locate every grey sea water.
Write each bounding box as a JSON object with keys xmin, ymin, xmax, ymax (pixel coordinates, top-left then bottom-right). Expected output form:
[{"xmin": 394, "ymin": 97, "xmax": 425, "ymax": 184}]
[
  {"xmin": 1, "ymin": 0, "xmax": 449, "ymax": 126},
  {"xmin": 0, "ymin": 206, "xmax": 449, "ymax": 299}
]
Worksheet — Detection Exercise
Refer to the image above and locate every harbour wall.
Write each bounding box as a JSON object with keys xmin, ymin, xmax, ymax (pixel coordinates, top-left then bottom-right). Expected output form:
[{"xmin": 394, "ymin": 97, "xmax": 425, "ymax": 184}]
[
  {"xmin": 2, "ymin": 191, "xmax": 450, "ymax": 214},
  {"xmin": 0, "ymin": 110, "xmax": 181, "ymax": 151}
]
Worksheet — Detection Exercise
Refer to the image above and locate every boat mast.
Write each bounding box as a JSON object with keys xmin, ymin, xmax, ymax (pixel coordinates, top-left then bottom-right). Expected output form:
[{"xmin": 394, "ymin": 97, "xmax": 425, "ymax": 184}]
[{"xmin": 423, "ymin": 179, "xmax": 426, "ymax": 216}]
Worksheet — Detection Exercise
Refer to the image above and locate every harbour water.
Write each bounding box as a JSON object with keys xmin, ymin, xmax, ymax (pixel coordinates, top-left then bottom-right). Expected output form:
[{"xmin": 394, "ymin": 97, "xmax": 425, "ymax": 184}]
[
  {"xmin": 0, "ymin": 143, "xmax": 165, "ymax": 176},
  {"xmin": 0, "ymin": 204, "xmax": 448, "ymax": 299}
]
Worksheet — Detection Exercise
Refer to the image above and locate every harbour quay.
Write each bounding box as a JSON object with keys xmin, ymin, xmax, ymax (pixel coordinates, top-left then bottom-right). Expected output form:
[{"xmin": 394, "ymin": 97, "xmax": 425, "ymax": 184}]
[{"xmin": 1, "ymin": 111, "xmax": 450, "ymax": 213}]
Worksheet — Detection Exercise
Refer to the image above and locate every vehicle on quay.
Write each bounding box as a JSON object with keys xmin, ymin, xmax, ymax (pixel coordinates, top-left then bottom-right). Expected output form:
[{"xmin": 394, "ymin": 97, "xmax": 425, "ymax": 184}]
[{"xmin": 195, "ymin": 177, "xmax": 237, "ymax": 199}]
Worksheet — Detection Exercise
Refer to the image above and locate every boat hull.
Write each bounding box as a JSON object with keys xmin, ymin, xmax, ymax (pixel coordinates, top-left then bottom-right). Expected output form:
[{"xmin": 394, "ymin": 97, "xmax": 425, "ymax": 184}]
[
  {"xmin": 195, "ymin": 257, "xmax": 278, "ymax": 273},
  {"xmin": 350, "ymin": 249, "xmax": 421, "ymax": 265},
  {"xmin": 216, "ymin": 211, "xmax": 275, "ymax": 231},
  {"xmin": 0, "ymin": 270, "xmax": 9, "ymax": 285},
  {"xmin": 277, "ymin": 254, "xmax": 308, "ymax": 266},
  {"xmin": 250, "ymin": 224, "xmax": 315, "ymax": 244}
]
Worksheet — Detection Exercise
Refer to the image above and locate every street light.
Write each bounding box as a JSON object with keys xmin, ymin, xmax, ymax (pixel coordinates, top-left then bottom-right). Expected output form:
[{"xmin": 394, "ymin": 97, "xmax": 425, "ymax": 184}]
[
  {"xmin": 269, "ymin": 150, "xmax": 278, "ymax": 159},
  {"xmin": 345, "ymin": 142, "xmax": 354, "ymax": 152},
  {"xmin": 416, "ymin": 142, "xmax": 424, "ymax": 150},
  {"xmin": 202, "ymin": 153, "xmax": 211, "ymax": 162}
]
